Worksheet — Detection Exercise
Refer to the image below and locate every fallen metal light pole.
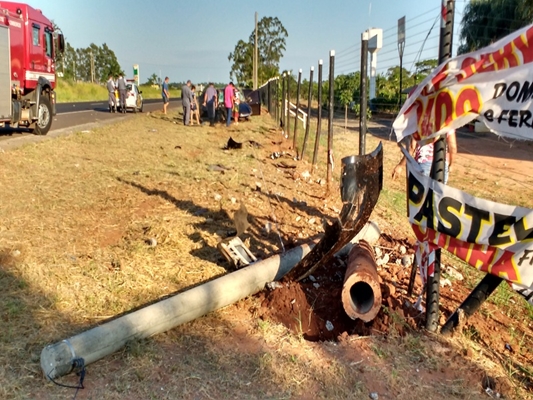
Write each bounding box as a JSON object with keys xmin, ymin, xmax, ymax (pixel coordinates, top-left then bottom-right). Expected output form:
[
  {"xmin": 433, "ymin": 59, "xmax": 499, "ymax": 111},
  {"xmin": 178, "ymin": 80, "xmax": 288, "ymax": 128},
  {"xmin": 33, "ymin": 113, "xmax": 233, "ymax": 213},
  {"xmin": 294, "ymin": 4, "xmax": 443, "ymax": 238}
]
[
  {"xmin": 342, "ymin": 240, "xmax": 382, "ymax": 322},
  {"xmin": 41, "ymin": 242, "xmax": 316, "ymax": 380}
]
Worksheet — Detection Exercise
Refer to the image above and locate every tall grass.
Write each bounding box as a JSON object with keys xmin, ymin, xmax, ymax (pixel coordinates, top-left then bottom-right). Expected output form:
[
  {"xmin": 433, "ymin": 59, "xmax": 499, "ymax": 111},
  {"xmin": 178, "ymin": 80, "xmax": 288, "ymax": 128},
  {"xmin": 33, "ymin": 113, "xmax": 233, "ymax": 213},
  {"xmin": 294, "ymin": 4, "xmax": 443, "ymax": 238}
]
[
  {"xmin": 55, "ymin": 79, "xmax": 181, "ymax": 103},
  {"xmin": 55, "ymin": 79, "xmax": 108, "ymax": 103},
  {"xmin": 138, "ymin": 84, "xmax": 181, "ymax": 100}
]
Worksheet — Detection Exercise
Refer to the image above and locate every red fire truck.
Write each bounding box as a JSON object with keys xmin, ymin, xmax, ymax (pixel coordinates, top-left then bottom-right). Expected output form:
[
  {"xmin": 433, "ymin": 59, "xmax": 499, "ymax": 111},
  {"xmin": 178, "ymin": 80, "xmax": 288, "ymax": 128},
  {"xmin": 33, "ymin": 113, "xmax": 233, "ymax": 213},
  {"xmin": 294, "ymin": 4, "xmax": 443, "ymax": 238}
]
[{"xmin": 0, "ymin": 2, "xmax": 63, "ymax": 135}]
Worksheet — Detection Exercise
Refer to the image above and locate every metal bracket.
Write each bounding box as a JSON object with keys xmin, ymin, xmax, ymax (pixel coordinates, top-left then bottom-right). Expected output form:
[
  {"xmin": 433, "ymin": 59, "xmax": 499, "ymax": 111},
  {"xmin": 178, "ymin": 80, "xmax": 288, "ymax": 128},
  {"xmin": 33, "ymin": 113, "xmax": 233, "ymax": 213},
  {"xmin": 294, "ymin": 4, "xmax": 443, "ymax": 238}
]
[{"xmin": 217, "ymin": 236, "xmax": 257, "ymax": 269}]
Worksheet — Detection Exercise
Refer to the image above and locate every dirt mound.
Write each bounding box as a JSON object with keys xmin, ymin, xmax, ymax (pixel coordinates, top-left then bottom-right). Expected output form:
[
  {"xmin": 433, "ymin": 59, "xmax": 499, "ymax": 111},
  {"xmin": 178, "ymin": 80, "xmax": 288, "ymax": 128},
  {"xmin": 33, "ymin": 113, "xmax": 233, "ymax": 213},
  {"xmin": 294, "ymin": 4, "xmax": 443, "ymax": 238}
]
[{"xmin": 257, "ymin": 235, "xmax": 422, "ymax": 341}]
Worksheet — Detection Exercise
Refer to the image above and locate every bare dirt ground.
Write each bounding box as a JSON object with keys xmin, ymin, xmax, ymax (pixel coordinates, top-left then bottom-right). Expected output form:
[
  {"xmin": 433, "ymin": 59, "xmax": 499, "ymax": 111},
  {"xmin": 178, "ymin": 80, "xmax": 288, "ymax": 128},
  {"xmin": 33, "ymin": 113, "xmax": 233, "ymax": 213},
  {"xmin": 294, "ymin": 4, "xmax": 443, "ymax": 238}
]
[{"xmin": 0, "ymin": 108, "xmax": 532, "ymax": 399}]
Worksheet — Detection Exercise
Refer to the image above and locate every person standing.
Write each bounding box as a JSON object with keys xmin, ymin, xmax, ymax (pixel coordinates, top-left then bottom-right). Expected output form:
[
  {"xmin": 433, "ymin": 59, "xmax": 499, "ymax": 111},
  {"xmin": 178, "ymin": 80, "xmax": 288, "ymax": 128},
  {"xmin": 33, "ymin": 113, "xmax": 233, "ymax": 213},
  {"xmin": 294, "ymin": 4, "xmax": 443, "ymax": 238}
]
[
  {"xmin": 224, "ymin": 82, "xmax": 235, "ymax": 127},
  {"xmin": 107, "ymin": 75, "xmax": 116, "ymax": 113},
  {"xmin": 162, "ymin": 77, "xmax": 170, "ymax": 114},
  {"xmin": 117, "ymin": 74, "xmax": 128, "ymax": 113},
  {"xmin": 392, "ymin": 130, "xmax": 457, "ymax": 184},
  {"xmin": 233, "ymin": 88, "xmax": 240, "ymax": 126},
  {"xmin": 190, "ymin": 85, "xmax": 200, "ymax": 125},
  {"xmin": 181, "ymin": 80, "xmax": 193, "ymax": 125},
  {"xmin": 203, "ymin": 82, "xmax": 217, "ymax": 126}
]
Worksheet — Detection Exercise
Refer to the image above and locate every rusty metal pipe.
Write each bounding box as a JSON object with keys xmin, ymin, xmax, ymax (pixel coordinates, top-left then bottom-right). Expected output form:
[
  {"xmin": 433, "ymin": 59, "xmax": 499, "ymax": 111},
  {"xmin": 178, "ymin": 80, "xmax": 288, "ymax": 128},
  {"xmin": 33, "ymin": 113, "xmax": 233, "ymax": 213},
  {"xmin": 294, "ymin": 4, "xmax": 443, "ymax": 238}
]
[{"xmin": 342, "ymin": 240, "xmax": 382, "ymax": 322}]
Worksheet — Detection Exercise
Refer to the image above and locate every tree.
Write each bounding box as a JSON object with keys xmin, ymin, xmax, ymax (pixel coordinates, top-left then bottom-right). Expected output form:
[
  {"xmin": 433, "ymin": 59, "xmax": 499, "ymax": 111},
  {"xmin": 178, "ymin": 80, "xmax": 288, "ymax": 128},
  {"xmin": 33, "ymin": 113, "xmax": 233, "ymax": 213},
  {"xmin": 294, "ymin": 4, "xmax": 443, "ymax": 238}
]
[
  {"xmin": 413, "ymin": 59, "xmax": 438, "ymax": 83},
  {"xmin": 228, "ymin": 16, "xmax": 288, "ymax": 87},
  {"xmin": 458, "ymin": 0, "xmax": 532, "ymax": 54},
  {"xmin": 228, "ymin": 39, "xmax": 253, "ymax": 87},
  {"xmin": 335, "ymin": 73, "xmax": 359, "ymax": 133},
  {"xmin": 145, "ymin": 73, "xmax": 159, "ymax": 86},
  {"xmin": 95, "ymin": 43, "xmax": 122, "ymax": 82}
]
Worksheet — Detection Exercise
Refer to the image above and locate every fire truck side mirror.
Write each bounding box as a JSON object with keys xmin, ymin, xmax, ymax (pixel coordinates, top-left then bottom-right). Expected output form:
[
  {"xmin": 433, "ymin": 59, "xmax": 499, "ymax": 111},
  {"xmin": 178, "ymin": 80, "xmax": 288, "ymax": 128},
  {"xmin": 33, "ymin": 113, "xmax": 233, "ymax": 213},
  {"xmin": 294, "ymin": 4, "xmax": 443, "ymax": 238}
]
[{"xmin": 57, "ymin": 33, "xmax": 65, "ymax": 54}]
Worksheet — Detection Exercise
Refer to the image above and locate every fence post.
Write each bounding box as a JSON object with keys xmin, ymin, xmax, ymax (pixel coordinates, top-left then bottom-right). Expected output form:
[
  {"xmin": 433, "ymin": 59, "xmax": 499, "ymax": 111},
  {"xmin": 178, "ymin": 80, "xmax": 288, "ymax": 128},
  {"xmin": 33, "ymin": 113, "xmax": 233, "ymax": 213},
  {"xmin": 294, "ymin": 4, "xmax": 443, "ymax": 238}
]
[
  {"xmin": 293, "ymin": 69, "xmax": 302, "ymax": 154},
  {"xmin": 359, "ymin": 36, "xmax": 368, "ymax": 155},
  {"xmin": 267, "ymin": 79, "xmax": 271, "ymax": 115},
  {"xmin": 275, "ymin": 77, "xmax": 280, "ymax": 126},
  {"xmin": 281, "ymin": 73, "xmax": 286, "ymax": 132},
  {"xmin": 426, "ymin": 0, "xmax": 456, "ymax": 332},
  {"xmin": 300, "ymin": 66, "xmax": 314, "ymax": 161},
  {"xmin": 311, "ymin": 59, "xmax": 323, "ymax": 171},
  {"xmin": 286, "ymin": 71, "xmax": 291, "ymax": 139},
  {"xmin": 326, "ymin": 50, "xmax": 335, "ymax": 192}
]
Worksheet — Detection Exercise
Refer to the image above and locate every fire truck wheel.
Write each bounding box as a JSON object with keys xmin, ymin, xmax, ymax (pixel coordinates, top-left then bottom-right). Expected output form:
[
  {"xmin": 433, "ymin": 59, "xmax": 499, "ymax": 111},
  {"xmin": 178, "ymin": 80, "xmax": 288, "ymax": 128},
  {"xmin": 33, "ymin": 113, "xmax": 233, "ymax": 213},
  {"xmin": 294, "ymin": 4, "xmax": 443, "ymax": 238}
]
[{"xmin": 33, "ymin": 96, "xmax": 52, "ymax": 135}]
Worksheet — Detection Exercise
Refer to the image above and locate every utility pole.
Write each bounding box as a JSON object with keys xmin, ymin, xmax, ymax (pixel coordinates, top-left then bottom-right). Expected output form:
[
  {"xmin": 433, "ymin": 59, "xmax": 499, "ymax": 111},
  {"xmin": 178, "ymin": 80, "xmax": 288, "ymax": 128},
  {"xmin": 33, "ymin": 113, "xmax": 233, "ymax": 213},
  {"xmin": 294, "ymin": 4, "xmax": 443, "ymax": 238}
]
[
  {"xmin": 254, "ymin": 12, "xmax": 258, "ymax": 89},
  {"xmin": 90, "ymin": 51, "xmax": 95, "ymax": 83}
]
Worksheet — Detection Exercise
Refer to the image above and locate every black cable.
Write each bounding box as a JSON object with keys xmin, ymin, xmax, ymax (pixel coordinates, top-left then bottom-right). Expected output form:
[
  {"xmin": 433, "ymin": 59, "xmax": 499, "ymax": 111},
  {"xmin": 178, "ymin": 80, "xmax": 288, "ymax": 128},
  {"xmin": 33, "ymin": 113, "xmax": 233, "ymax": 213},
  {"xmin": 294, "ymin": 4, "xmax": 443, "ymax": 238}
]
[{"xmin": 46, "ymin": 358, "xmax": 86, "ymax": 400}]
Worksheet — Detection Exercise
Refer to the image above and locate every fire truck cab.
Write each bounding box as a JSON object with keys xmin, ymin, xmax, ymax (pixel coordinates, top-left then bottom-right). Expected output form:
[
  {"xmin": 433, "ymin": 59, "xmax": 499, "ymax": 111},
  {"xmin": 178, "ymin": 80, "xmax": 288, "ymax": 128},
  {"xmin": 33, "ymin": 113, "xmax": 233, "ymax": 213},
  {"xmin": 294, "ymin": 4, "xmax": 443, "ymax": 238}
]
[{"xmin": 0, "ymin": 2, "xmax": 64, "ymax": 135}]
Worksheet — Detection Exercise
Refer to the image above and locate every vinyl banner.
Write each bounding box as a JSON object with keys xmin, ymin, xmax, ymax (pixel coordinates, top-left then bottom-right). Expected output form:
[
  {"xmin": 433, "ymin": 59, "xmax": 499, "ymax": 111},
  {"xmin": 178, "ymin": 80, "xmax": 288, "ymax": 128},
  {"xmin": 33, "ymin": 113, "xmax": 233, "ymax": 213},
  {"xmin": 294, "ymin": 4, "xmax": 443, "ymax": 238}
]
[
  {"xmin": 406, "ymin": 157, "xmax": 533, "ymax": 295},
  {"xmin": 394, "ymin": 23, "xmax": 533, "ymax": 142}
]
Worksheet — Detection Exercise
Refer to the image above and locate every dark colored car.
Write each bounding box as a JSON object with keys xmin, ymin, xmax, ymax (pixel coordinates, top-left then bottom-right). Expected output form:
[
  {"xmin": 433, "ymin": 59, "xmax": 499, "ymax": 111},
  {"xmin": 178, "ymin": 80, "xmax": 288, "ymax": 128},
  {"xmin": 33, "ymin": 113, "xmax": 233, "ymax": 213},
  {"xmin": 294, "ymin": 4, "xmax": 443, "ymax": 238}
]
[{"xmin": 199, "ymin": 87, "xmax": 253, "ymax": 122}]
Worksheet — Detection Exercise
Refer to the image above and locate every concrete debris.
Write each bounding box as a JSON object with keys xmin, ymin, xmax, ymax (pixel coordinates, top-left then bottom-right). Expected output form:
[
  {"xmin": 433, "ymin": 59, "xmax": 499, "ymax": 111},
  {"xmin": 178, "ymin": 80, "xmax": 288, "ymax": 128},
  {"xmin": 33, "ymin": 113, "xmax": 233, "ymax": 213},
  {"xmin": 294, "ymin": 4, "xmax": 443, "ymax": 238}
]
[
  {"xmin": 266, "ymin": 281, "xmax": 284, "ymax": 291},
  {"xmin": 214, "ymin": 193, "xmax": 222, "ymax": 201},
  {"xmin": 374, "ymin": 246, "xmax": 383, "ymax": 258},
  {"xmin": 264, "ymin": 222, "xmax": 272, "ymax": 234},
  {"xmin": 376, "ymin": 253, "xmax": 389, "ymax": 266},
  {"xmin": 325, "ymin": 320, "xmax": 334, "ymax": 331},
  {"xmin": 369, "ymin": 392, "xmax": 379, "ymax": 400},
  {"xmin": 399, "ymin": 245, "xmax": 407, "ymax": 255},
  {"xmin": 301, "ymin": 170, "xmax": 311, "ymax": 180},
  {"xmin": 308, "ymin": 218, "xmax": 316, "ymax": 225},
  {"xmin": 146, "ymin": 238, "xmax": 157, "ymax": 248},
  {"xmin": 444, "ymin": 265, "xmax": 464, "ymax": 281},
  {"xmin": 440, "ymin": 278, "xmax": 452, "ymax": 288},
  {"xmin": 401, "ymin": 255, "xmax": 413, "ymax": 267}
]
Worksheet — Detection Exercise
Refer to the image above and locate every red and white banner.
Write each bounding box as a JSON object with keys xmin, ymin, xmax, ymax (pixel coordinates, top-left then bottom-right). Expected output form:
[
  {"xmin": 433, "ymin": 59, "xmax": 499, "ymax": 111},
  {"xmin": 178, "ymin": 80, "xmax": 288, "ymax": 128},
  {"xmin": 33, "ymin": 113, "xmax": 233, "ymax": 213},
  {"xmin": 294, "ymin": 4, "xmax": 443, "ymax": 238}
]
[
  {"xmin": 394, "ymin": 23, "xmax": 533, "ymax": 142},
  {"xmin": 405, "ymin": 153, "xmax": 533, "ymax": 297}
]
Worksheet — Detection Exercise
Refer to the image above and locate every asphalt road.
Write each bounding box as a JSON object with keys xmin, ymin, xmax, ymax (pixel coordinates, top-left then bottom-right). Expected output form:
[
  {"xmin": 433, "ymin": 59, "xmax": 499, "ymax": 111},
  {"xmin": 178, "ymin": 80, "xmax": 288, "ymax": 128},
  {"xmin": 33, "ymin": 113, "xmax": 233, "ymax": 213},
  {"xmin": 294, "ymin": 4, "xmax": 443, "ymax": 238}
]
[{"xmin": 0, "ymin": 98, "xmax": 183, "ymax": 142}]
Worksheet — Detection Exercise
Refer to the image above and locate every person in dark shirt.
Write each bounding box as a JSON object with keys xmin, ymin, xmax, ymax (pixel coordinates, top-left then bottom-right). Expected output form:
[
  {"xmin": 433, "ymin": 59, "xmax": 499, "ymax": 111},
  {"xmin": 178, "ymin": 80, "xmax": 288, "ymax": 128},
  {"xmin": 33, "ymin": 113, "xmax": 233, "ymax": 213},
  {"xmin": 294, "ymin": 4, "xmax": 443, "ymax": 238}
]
[
  {"xmin": 203, "ymin": 83, "xmax": 218, "ymax": 126},
  {"xmin": 161, "ymin": 77, "xmax": 170, "ymax": 114}
]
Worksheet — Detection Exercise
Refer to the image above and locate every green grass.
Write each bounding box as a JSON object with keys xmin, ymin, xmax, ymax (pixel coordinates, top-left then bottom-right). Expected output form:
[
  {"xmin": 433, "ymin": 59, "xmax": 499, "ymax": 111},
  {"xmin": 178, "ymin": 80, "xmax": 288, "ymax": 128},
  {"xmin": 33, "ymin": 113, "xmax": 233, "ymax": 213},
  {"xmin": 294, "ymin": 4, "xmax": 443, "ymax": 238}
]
[
  {"xmin": 56, "ymin": 78, "xmax": 108, "ymax": 102},
  {"xmin": 55, "ymin": 79, "xmax": 181, "ymax": 103},
  {"xmin": 138, "ymin": 84, "xmax": 181, "ymax": 100}
]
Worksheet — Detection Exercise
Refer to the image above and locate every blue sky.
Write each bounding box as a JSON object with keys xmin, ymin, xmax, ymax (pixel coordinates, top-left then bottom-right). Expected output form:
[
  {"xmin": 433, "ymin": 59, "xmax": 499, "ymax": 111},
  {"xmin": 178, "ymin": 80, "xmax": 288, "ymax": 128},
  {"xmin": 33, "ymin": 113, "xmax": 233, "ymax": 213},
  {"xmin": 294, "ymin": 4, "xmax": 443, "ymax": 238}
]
[{"xmin": 27, "ymin": 0, "xmax": 467, "ymax": 83}]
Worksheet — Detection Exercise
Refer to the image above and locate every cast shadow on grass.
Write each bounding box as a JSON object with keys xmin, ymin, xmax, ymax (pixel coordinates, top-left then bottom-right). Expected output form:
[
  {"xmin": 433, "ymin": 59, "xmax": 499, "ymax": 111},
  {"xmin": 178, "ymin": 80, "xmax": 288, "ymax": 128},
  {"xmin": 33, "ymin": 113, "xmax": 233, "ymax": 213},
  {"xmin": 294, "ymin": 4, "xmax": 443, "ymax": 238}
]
[
  {"xmin": 116, "ymin": 177, "xmax": 285, "ymax": 268},
  {"xmin": 0, "ymin": 250, "xmax": 85, "ymax": 397}
]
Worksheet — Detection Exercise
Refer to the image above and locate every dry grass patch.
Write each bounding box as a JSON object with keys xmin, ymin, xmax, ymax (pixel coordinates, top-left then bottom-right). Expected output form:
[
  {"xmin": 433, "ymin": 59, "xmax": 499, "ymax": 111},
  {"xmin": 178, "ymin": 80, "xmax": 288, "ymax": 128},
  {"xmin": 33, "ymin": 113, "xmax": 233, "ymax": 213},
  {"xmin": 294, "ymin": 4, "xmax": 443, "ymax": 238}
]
[{"xmin": 0, "ymin": 109, "xmax": 531, "ymax": 399}]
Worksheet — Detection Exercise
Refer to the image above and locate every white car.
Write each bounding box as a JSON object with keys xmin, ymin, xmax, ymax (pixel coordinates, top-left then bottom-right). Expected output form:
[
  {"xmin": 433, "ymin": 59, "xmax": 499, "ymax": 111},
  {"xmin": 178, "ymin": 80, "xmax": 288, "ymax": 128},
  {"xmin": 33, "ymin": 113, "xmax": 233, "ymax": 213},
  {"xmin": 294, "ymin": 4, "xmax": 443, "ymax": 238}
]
[{"xmin": 115, "ymin": 81, "xmax": 143, "ymax": 113}]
